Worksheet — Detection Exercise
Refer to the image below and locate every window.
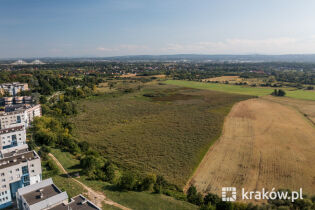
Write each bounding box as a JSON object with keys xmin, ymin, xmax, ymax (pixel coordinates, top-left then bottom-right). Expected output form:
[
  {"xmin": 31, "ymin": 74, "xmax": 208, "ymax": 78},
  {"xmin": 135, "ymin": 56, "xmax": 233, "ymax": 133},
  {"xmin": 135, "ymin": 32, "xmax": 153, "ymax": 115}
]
[
  {"xmin": 16, "ymin": 116, "xmax": 21, "ymax": 123},
  {"xmin": 16, "ymin": 168, "xmax": 19, "ymax": 172},
  {"xmin": 22, "ymin": 166, "xmax": 28, "ymax": 175},
  {"xmin": 1, "ymin": 173, "xmax": 4, "ymax": 176},
  {"xmin": 1, "ymin": 179, "xmax": 5, "ymax": 182}
]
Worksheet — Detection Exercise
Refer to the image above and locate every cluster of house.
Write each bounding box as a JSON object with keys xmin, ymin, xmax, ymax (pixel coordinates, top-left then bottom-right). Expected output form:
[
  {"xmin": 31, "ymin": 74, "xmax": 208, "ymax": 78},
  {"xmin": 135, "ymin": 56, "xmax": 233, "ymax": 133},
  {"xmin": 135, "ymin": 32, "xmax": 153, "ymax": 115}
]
[{"xmin": 0, "ymin": 83, "xmax": 100, "ymax": 210}]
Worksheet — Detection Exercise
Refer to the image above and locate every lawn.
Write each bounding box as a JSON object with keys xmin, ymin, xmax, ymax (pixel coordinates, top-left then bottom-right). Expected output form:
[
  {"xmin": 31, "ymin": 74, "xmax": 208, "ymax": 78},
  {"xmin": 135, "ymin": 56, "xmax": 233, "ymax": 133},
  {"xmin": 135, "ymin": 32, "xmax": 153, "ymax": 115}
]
[
  {"xmin": 164, "ymin": 80, "xmax": 315, "ymax": 101},
  {"xmin": 70, "ymin": 83, "xmax": 252, "ymax": 187}
]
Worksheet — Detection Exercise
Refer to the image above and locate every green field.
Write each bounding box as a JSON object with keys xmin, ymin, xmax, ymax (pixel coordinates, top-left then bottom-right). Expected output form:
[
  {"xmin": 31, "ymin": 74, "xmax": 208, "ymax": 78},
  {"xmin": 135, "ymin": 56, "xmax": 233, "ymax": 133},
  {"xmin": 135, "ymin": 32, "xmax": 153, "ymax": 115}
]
[
  {"xmin": 285, "ymin": 89, "xmax": 315, "ymax": 100},
  {"xmin": 164, "ymin": 80, "xmax": 275, "ymax": 96},
  {"xmin": 50, "ymin": 148, "xmax": 198, "ymax": 210},
  {"xmin": 70, "ymin": 83, "xmax": 252, "ymax": 187},
  {"xmin": 164, "ymin": 80, "xmax": 315, "ymax": 100}
]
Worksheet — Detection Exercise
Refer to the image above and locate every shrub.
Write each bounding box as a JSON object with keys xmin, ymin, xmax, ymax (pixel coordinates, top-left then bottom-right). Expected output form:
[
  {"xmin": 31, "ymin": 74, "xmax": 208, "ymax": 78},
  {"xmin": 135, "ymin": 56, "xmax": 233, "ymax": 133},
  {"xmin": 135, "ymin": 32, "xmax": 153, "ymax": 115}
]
[
  {"xmin": 117, "ymin": 171, "xmax": 136, "ymax": 191},
  {"xmin": 187, "ymin": 185, "xmax": 203, "ymax": 205}
]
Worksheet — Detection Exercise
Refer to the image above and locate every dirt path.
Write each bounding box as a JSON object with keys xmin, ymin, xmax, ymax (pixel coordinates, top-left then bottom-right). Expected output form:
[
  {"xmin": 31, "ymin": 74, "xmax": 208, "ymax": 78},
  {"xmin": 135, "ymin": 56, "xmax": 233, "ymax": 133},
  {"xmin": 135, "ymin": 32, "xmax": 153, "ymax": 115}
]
[
  {"xmin": 48, "ymin": 153, "xmax": 131, "ymax": 210},
  {"xmin": 186, "ymin": 98, "xmax": 315, "ymax": 197}
]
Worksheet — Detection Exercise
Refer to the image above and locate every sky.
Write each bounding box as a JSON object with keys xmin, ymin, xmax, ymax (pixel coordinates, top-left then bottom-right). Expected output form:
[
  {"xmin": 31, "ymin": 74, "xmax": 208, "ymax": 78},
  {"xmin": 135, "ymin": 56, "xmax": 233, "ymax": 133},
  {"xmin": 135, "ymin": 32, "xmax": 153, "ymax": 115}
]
[{"xmin": 1, "ymin": 0, "xmax": 315, "ymax": 58}]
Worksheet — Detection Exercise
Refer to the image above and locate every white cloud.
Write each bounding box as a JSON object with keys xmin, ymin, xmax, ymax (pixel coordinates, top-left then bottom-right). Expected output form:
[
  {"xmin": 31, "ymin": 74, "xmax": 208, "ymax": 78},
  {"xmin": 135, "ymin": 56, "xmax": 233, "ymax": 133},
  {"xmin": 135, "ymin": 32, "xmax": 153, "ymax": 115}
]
[
  {"xmin": 163, "ymin": 37, "xmax": 315, "ymax": 54},
  {"xmin": 94, "ymin": 37, "xmax": 315, "ymax": 56}
]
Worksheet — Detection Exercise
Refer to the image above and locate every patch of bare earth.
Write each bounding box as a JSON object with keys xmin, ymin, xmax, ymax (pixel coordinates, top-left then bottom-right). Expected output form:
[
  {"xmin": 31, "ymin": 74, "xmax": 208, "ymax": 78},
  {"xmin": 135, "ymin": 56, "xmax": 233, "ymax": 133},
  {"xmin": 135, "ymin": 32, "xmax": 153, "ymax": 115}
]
[
  {"xmin": 262, "ymin": 95, "xmax": 315, "ymax": 125},
  {"xmin": 186, "ymin": 98, "xmax": 315, "ymax": 198}
]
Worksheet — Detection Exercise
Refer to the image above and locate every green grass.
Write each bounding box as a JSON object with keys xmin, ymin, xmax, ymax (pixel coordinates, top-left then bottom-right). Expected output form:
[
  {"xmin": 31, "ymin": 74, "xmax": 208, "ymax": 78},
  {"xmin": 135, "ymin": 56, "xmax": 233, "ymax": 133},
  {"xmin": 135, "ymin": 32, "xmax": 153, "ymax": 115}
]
[
  {"xmin": 42, "ymin": 155, "xmax": 87, "ymax": 198},
  {"xmin": 70, "ymin": 84, "xmax": 252, "ymax": 187},
  {"xmin": 50, "ymin": 148, "xmax": 198, "ymax": 210},
  {"xmin": 164, "ymin": 80, "xmax": 315, "ymax": 101},
  {"xmin": 49, "ymin": 148, "xmax": 81, "ymax": 173},
  {"xmin": 77, "ymin": 178, "xmax": 198, "ymax": 210},
  {"xmin": 164, "ymin": 80, "xmax": 275, "ymax": 96},
  {"xmin": 286, "ymin": 89, "xmax": 315, "ymax": 100}
]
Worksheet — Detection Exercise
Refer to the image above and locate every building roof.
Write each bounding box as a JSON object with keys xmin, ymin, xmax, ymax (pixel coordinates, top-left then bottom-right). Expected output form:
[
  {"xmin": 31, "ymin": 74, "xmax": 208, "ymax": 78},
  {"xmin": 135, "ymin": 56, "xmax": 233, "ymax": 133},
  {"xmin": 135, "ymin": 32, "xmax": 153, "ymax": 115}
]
[
  {"xmin": 0, "ymin": 125, "xmax": 24, "ymax": 134},
  {"xmin": 1, "ymin": 144, "xmax": 29, "ymax": 158},
  {"xmin": 0, "ymin": 150, "xmax": 39, "ymax": 170},
  {"xmin": 49, "ymin": 195, "xmax": 101, "ymax": 210},
  {"xmin": 17, "ymin": 178, "xmax": 69, "ymax": 210},
  {"xmin": 23, "ymin": 184, "xmax": 61, "ymax": 205}
]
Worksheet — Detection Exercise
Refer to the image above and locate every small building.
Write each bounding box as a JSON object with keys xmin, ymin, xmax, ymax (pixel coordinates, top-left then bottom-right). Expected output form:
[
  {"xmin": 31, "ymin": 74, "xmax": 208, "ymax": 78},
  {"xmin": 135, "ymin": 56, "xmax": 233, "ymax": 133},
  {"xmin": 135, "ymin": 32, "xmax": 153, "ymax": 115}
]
[
  {"xmin": 49, "ymin": 194, "xmax": 101, "ymax": 210},
  {"xmin": 16, "ymin": 179, "xmax": 100, "ymax": 210}
]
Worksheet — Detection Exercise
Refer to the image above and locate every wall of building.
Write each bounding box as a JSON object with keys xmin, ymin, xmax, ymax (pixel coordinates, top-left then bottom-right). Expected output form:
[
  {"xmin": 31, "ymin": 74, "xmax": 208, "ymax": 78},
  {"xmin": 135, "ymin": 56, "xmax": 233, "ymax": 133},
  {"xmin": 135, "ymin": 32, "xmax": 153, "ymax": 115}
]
[
  {"xmin": 0, "ymin": 129, "xmax": 26, "ymax": 150},
  {"xmin": 0, "ymin": 112, "xmax": 26, "ymax": 130}
]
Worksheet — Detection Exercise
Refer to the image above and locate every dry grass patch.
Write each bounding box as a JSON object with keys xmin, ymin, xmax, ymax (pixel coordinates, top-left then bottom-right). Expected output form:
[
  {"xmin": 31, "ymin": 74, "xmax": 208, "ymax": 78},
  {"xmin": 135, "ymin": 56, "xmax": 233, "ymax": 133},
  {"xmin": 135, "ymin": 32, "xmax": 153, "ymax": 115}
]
[
  {"xmin": 188, "ymin": 98, "xmax": 315, "ymax": 197},
  {"xmin": 263, "ymin": 95, "xmax": 315, "ymax": 124},
  {"xmin": 71, "ymin": 84, "xmax": 252, "ymax": 187}
]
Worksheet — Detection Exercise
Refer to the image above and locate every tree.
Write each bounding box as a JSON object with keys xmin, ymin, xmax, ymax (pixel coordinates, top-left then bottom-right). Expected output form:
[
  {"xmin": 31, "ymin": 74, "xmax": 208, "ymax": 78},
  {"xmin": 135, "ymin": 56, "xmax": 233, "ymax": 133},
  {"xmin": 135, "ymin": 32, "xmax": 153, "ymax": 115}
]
[
  {"xmin": 117, "ymin": 172, "xmax": 136, "ymax": 191},
  {"xmin": 187, "ymin": 185, "xmax": 203, "ymax": 205},
  {"xmin": 272, "ymin": 89, "xmax": 286, "ymax": 97},
  {"xmin": 103, "ymin": 162, "xmax": 117, "ymax": 183},
  {"xmin": 80, "ymin": 154, "xmax": 104, "ymax": 176},
  {"xmin": 140, "ymin": 174, "xmax": 156, "ymax": 191},
  {"xmin": 204, "ymin": 193, "xmax": 220, "ymax": 206},
  {"xmin": 154, "ymin": 175, "xmax": 167, "ymax": 193}
]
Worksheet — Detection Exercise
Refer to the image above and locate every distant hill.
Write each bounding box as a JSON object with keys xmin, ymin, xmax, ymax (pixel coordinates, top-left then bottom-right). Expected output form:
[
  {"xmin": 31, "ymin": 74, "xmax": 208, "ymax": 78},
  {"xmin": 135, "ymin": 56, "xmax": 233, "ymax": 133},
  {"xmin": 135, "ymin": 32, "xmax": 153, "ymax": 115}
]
[
  {"xmin": 3, "ymin": 54, "xmax": 315, "ymax": 63},
  {"xmin": 103, "ymin": 54, "xmax": 315, "ymax": 63}
]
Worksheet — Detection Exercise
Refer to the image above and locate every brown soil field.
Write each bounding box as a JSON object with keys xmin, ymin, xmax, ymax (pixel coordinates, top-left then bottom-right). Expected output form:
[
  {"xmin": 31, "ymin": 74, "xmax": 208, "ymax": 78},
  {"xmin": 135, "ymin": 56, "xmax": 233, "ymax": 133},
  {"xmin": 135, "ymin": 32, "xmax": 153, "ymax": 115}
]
[
  {"xmin": 120, "ymin": 74, "xmax": 166, "ymax": 78},
  {"xmin": 263, "ymin": 95, "xmax": 315, "ymax": 125},
  {"xmin": 187, "ymin": 98, "xmax": 315, "ymax": 197},
  {"xmin": 202, "ymin": 76, "xmax": 240, "ymax": 82}
]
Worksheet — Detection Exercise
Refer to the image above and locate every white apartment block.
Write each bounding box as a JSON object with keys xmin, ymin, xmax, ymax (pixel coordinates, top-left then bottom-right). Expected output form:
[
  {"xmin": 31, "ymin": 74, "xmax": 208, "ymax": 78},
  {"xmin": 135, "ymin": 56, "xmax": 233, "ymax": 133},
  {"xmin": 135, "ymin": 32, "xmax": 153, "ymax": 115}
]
[
  {"xmin": 0, "ymin": 83, "xmax": 29, "ymax": 96},
  {"xmin": 0, "ymin": 150, "xmax": 42, "ymax": 208},
  {"xmin": 0, "ymin": 104, "xmax": 42, "ymax": 130},
  {"xmin": 0, "ymin": 126, "xmax": 26, "ymax": 152}
]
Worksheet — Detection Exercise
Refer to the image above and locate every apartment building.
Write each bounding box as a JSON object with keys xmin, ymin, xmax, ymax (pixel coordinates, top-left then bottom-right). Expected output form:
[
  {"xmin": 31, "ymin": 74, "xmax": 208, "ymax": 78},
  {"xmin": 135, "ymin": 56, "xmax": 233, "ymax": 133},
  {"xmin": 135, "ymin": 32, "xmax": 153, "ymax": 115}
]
[
  {"xmin": 0, "ymin": 150, "xmax": 42, "ymax": 208},
  {"xmin": 0, "ymin": 125, "xmax": 26, "ymax": 151},
  {"xmin": 0, "ymin": 96, "xmax": 33, "ymax": 106},
  {"xmin": 16, "ymin": 178, "xmax": 100, "ymax": 210},
  {"xmin": 0, "ymin": 104, "xmax": 41, "ymax": 129},
  {"xmin": 0, "ymin": 83, "xmax": 29, "ymax": 96},
  {"xmin": 0, "ymin": 110, "xmax": 26, "ymax": 130}
]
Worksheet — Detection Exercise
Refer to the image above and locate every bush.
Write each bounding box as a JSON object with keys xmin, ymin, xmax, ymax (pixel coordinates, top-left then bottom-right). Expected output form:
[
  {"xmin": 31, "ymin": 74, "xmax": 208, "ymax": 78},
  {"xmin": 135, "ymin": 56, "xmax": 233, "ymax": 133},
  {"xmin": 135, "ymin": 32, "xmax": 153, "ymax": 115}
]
[
  {"xmin": 47, "ymin": 159, "xmax": 60, "ymax": 175},
  {"xmin": 272, "ymin": 89, "xmax": 286, "ymax": 97},
  {"xmin": 117, "ymin": 171, "xmax": 136, "ymax": 191},
  {"xmin": 204, "ymin": 193, "xmax": 220, "ymax": 206},
  {"xmin": 187, "ymin": 185, "xmax": 203, "ymax": 205},
  {"xmin": 139, "ymin": 174, "xmax": 156, "ymax": 191}
]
